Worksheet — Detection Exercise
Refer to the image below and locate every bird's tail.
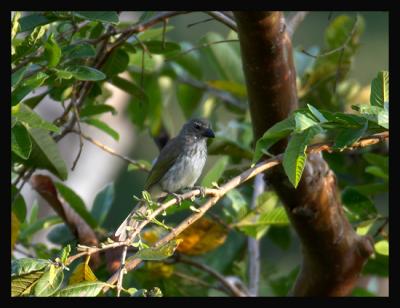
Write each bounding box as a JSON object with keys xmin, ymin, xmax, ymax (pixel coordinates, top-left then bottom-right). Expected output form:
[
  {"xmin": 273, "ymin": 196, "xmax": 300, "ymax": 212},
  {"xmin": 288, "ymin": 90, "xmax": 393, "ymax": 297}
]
[{"xmin": 114, "ymin": 201, "xmax": 147, "ymax": 242}]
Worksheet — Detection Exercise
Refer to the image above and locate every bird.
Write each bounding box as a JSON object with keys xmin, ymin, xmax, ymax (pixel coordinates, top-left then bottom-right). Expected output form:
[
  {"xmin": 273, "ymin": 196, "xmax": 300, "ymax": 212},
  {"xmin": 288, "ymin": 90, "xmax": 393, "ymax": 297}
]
[{"xmin": 114, "ymin": 118, "xmax": 215, "ymax": 241}]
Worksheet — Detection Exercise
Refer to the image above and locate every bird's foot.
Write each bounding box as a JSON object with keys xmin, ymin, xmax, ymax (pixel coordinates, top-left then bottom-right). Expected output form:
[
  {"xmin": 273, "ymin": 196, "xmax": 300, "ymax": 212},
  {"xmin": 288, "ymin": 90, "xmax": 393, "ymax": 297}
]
[
  {"xmin": 172, "ymin": 193, "xmax": 184, "ymax": 206},
  {"xmin": 192, "ymin": 186, "xmax": 206, "ymax": 198}
]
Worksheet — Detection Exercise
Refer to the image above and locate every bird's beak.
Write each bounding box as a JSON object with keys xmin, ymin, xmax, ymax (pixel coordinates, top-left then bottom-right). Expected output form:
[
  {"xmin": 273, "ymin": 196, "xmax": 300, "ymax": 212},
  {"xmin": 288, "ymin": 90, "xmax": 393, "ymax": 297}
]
[{"xmin": 203, "ymin": 128, "xmax": 215, "ymax": 138}]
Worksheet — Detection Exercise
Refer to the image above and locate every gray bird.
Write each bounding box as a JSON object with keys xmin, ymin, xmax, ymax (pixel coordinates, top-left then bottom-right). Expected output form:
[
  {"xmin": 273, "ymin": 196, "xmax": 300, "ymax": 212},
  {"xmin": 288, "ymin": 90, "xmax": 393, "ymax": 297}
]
[{"xmin": 115, "ymin": 118, "xmax": 215, "ymax": 241}]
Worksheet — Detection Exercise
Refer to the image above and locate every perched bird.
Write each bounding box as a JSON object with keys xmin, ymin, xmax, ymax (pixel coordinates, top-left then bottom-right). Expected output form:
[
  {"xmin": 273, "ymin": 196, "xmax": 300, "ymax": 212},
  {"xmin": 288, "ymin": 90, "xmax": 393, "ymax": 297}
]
[{"xmin": 115, "ymin": 118, "xmax": 215, "ymax": 241}]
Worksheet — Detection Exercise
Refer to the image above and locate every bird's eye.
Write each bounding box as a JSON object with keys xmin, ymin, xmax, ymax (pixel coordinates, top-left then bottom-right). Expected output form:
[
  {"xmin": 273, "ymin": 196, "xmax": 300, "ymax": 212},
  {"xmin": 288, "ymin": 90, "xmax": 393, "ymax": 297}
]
[{"xmin": 194, "ymin": 124, "xmax": 201, "ymax": 130}]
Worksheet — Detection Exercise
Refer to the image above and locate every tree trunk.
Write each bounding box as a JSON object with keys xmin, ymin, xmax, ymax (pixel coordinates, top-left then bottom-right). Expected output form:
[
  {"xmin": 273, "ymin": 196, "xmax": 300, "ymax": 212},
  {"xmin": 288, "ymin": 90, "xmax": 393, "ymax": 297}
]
[{"xmin": 234, "ymin": 11, "xmax": 374, "ymax": 296}]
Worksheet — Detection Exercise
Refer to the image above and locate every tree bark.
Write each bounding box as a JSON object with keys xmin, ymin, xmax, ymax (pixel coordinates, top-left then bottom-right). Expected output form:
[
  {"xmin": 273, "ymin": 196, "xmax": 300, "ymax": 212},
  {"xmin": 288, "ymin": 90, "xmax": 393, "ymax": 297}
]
[{"xmin": 234, "ymin": 11, "xmax": 374, "ymax": 296}]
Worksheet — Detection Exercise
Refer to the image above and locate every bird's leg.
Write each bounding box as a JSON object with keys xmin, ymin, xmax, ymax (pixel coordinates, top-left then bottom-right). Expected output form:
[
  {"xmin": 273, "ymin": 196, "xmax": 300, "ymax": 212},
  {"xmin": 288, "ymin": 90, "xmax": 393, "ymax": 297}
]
[
  {"xmin": 171, "ymin": 192, "xmax": 184, "ymax": 206},
  {"xmin": 192, "ymin": 186, "xmax": 207, "ymax": 198}
]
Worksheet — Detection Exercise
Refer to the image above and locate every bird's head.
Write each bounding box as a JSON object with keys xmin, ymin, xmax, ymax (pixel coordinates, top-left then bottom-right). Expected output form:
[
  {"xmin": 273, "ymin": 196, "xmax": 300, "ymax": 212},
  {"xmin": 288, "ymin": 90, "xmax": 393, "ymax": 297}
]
[{"xmin": 180, "ymin": 118, "xmax": 215, "ymax": 140}]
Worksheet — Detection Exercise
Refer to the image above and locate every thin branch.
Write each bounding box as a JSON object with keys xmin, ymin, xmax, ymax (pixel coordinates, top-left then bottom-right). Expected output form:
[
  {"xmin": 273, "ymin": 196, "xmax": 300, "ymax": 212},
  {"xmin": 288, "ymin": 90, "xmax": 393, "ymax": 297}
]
[
  {"xmin": 173, "ymin": 271, "xmax": 227, "ymax": 294},
  {"xmin": 102, "ymin": 131, "xmax": 388, "ymax": 290},
  {"xmin": 165, "ymin": 39, "xmax": 239, "ymax": 61},
  {"xmin": 301, "ymin": 15, "xmax": 359, "ymax": 59},
  {"xmin": 187, "ymin": 18, "xmax": 215, "ymax": 28},
  {"xmin": 172, "ymin": 255, "xmax": 248, "ymax": 297},
  {"xmin": 247, "ymin": 173, "xmax": 265, "ymax": 296},
  {"xmin": 205, "ymin": 11, "xmax": 237, "ymax": 32},
  {"xmin": 70, "ymin": 130, "xmax": 150, "ymax": 172},
  {"xmin": 286, "ymin": 11, "xmax": 309, "ymax": 37},
  {"xmin": 71, "ymin": 102, "xmax": 84, "ymax": 171},
  {"xmin": 116, "ymin": 246, "xmax": 128, "ymax": 297}
]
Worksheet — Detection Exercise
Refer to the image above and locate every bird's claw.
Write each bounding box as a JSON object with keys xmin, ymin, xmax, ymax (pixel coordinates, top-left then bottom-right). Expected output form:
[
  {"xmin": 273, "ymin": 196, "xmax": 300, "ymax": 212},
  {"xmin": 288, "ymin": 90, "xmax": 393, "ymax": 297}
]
[
  {"xmin": 172, "ymin": 193, "xmax": 184, "ymax": 206},
  {"xmin": 193, "ymin": 186, "xmax": 206, "ymax": 198}
]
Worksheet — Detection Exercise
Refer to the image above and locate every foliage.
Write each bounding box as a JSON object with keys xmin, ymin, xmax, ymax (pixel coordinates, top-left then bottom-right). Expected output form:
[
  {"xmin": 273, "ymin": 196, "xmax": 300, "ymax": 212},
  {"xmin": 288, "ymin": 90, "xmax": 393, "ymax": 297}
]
[{"xmin": 11, "ymin": 11, "xmax": 388, "ymax": 297}]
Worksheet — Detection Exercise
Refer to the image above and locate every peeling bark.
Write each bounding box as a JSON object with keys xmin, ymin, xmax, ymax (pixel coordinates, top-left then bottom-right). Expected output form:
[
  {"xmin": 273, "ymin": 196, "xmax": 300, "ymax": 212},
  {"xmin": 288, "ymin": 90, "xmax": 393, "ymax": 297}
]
[{"xmin": 234, "ymin": 11, "xmax": 373, "ymax": 296}]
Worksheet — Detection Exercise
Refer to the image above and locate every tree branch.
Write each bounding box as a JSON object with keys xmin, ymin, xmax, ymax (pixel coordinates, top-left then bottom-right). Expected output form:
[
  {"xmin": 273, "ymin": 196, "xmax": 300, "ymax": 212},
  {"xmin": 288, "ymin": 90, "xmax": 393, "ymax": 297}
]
[
  {"xmin": 205, "ymin": 11, "xmax": 237, "ymax": 31},
  {"xmin": 70, "ymin": 130, "xmax": 151, "ymax": 172},
  {"xmin": 102, "ymin": 131, "xmax": 388, "ymax": 291},
  {"xmin": 234, "ymin": 11, "xmax": 377, "ymax": 296},
  {"xmin": 247, "ymin": 173, "xmax": 265, "ymax": 296}
]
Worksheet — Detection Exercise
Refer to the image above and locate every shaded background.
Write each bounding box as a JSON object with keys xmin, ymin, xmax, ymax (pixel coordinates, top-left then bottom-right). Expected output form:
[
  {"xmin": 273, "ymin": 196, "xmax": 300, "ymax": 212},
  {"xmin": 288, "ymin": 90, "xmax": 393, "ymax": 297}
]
[{"xmin": 19, "ymin": 11, "xmax": 388, "ymax": 296}]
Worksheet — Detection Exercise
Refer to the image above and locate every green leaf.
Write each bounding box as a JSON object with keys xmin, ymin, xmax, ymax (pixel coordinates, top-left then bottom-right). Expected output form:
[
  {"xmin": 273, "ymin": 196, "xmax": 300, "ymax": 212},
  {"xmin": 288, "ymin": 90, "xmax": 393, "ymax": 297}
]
[
  {"xmin": 307, "ymin": 104, "xmax": 327, "ymax": 123},
  {"xmin": 201, "ymin": 156, "xmax": 229, "ymax": 187},
  {"xmin": 11, "ymin": 72, "xmax": 49, "ymax": 106},
  {"xmin": 11, "ymin": 270, "xmax": 45, "ymax": 296},
  {"xmin": 363, "ymin": 253, "xmax": 388, "ymax": 277},
  {"xmin": 200, "ymin": 32, "xmax": 243, "ymax": 84},
  {"xmin": 224, "ymin": 189, "xmax": 248, "ymax": 222},
  {"xmin": 34, "ymin": 266, "xmax": 64, "ymax": 296},
  {"xmin": 137, "ymin": 26, "xmax": 174, "ymax": 41},
  {"xmin": 363, "ymin": 153, "xmax": 388, "ymax": 171},
  {"xmin": 374, "ymin": 240, "xmax": 389, "ymax": 256},
  {"xmin": 267, "ymin": 226, "xmax": 291, "ymax": 250},
  {"xmin": 11, "ymin": 122, "xmax": 32, "ymax": 159},
  {"xmin": 20, "ymin": 216, "xmax": 62, "ymax": 240},
  {"xmin": 237, "ymin": 207, "xmax": 289, "ymax": 228},
  {"xmin": 171, "ymin": 42, "xmax": 203, "ymax": 79},
  {"xmin": 353, "ymin": 104, "xmax": 388, "ymax": 129},
  {"xmin": 294, "ymin": 112, "xmax": 320, "ymax": 132},
  {"xmin": 176, "ymin": 84, "xmax": 203, "ymax": 118},
  {"xmin": 132, "ymin": 239, "xmax": 182, "ymax": 261},
  {"xmin": 365, "ymin": 166, "xmax": 388, "ymax": 181},
  {"xmin": 333, "ymin": 119, "xmax": 368, "ymax": 150},
  {"xmin": 54, "ymin": 182, "xmax": 97, "ymax": 228},
  {"xmin": 12, "ymin": 185, "xmax": 27, "ymax": 222},
  {"xmin": 111, "ymin": 75, "xmax": 148, "ymax": 104},
  {"xmin": 143, "ymin": 40, "xmax": 181, "ymax": 55},
  {"xmin": 269, "ymin": 266, "xmax": 300, "ymax": 296},
  {"xmin": 80, "ymin": 104, "xmax": 116, "ymax": 118},
  {"xmin": 62, "ymin": 43, "xmax": 96, "ymax": 59},
  {"xmin": 207, "ymin": 80, "xmax": 247, "ymax": 97},
  {"xmin": 54, "ymin": 281, "xmax": 108, "ymax": 297},
  {"xmin": 74, "ymin": 11, "xmax": 119, "ymax": 24},
  {"xmin": 47, "ymin": 224, "xmax": 74, "ymax": 246},
  {"xmin": 351, "ymin": 288, "xmax": 376, "ymax": 297},
  {"xmin": 18, "ymin": 13, "xmax": 53, "ymax": 32},
  {"xmin": 12, "ymin": 103, "xmax": 60, "ymax": 132},
  {"xmin": 253, "ymin": 115, "xmax": 296, "ymax": 163},
  {"xmin": 283, "ymin": 126, "xmax": 322, "ymax": 188},
  {"xmin": 82, "ymin": 118, "xmax": 119, "ymax": 141},
  {"xmin": 370, "ymin": 71, "xmax": 389, "ymax": 108},
  {"xmin": 22, "ymin": 91, "xmax": 48, "ymax": 109},
  {"xmin": 91, "ymin": 183, "xmax": 115, "ymax": 227},
  {"xmin": 342, "ymin": 187, "xmax": 377, "ymax": 222},
  {"xmin": 101, "ymin": 48, "xmax": 129, "ymax": 76},
  {"xmin": 60, "ymin": 245, "xmax": 72, "ymax": 263},
  {"xmin": 25, "ymin": 127, "xmax": 68, "ymax": 180},
  {"xmin": 356, "ymin": 219, "xmax": 376, "ymax": 236},
  {"xmin": 11, "ymin": 65, "xmax": 28, "ymax": 88},
  {"xmin": 12, "ymin": 258, "xmax": 51, "ymax": 276},
  {"xmin": 68, "ymin": 66, "xmax": 106, "ymax": 81},
  {"xmin": 44, "ymin": 33, "xmax": 61, "ymax": 67},
  {"xmin": 11, "ymin": 11, "xmax": 21, "ymax": 40}
]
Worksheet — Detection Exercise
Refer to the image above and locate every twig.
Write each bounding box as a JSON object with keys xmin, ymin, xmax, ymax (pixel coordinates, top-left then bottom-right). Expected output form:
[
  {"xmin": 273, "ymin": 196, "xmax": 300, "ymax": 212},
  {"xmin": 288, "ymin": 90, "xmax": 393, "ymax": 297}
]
[
  {"xmin": 172, "ymin": 255, "xmax": 248, "ymax": 296},
  {"xmin": 187, "ymin": 18, "xmax": 215, "ymax": 28},
  {"xmin": 70, "ymin": 130, "xmax": 150, "ymax": 172},
  {"xmin": 286, "ymin": 12, "xmax": 309, "ymax": 37},
  {"xmin": 301, "ymin": 15, "xmax": 359, "ymax": 59},
  {"xmin": 71, "ymin": 103, "xmax": 84, "ymax": 171},
  {"xmin": 165, "ymin": 39, "xmax": 239, "ymax": 61},
  {"xmin": 206, "ymin": 11, "xmax": 237, "ymax": 32},
  {"xmin": 247, "ymin": 173, "xmax": 265, "ymax": 296},
  {"xmin": 173, "ymin": 271, "xmax": 227, "ymax": 294},
  {"xmin": 116, "ymin": 246, "xmax": 128, "ymax": 297},
  {"xmin": 102, "ymin": 131, "xmax": 388, "ymax": 290}
]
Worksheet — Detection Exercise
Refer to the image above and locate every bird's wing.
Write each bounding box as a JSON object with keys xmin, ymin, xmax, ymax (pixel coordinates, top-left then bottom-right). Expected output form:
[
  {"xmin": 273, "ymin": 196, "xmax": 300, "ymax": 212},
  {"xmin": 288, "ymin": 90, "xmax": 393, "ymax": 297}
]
[{"xmin": 144, "ymin": 136, "xmax": 182, "ymax": 190}]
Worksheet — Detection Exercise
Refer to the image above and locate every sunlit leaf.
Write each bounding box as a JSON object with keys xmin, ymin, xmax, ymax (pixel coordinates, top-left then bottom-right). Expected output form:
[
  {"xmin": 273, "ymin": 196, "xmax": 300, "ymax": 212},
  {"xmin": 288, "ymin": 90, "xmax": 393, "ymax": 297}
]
[
  {"xmin": 201, "ymin": 156, "xmax": 229, "ymax": 187},
  {"xmin": 374, "ymin": 240, "xmax": 389, "ymax": 256},
  {"xmin": 82, "ymin": 118, "xmax": 120, "ymax": 141},
  {"xmin": 34, "ymin": 265, "xmax": 64, "ymax": 296},
  {"xmin": 69, "ymin": 257, "xmax": 97, "ymax": 285},
  {"xmin": 11, "ymin": 122, "xmax": 32, "ymax": 159},
  {"xmin": 54, "ymin": 281, "xmax": 107, "ymax": 297},
  {"xmin": 74, "ymin": 11, "xmax": 119, "ymax": 24},
  {"xmin": 132, "ymin": 239, "xmax": 183, "ymax": 261},
  {"xmin": 370, "ymin": 71, "xmax": 389, "ymax": 108}
]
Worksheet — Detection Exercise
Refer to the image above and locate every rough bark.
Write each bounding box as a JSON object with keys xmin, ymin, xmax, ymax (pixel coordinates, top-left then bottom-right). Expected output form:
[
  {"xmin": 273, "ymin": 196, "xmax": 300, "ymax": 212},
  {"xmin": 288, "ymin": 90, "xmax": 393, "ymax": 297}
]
[{"xmin": 234, "ymin": 11, "xmax": 373, "ymax": 296}]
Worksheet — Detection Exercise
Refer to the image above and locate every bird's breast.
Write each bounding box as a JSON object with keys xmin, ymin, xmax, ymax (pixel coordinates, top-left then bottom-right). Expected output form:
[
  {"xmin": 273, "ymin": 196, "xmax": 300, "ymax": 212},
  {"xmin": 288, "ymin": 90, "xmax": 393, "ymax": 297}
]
[{"xmin": 160, "ymin": 140, "xmax": 207, "ymax": 193}]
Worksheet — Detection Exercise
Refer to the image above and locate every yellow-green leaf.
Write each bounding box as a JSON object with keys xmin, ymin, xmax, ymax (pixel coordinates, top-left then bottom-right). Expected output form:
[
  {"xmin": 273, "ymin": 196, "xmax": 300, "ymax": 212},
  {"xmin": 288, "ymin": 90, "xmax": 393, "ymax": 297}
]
[
  {"xmin": 68, "ymin": 258, "xmax": 97, "ymax": 285},
  {"xmin": 131, "ymin": 239, "xmax": 183, "ymax": 261},
  {"xmin": 374, "ymin": 240, "xmax": 389, "ymax": 256}
]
